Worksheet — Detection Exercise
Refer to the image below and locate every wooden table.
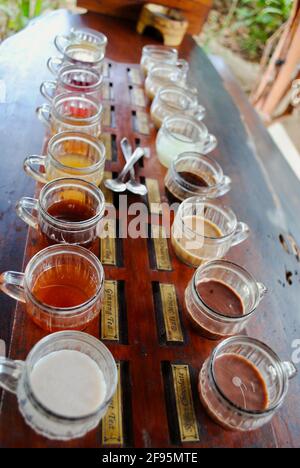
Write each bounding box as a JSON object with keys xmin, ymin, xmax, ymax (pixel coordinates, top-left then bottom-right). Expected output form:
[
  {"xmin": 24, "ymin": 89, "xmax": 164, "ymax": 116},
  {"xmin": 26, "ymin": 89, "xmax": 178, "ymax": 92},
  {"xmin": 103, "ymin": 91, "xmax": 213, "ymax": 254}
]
[{"xmin": 0, "ymin": 9, "xmax": 299, "ymax": 448}]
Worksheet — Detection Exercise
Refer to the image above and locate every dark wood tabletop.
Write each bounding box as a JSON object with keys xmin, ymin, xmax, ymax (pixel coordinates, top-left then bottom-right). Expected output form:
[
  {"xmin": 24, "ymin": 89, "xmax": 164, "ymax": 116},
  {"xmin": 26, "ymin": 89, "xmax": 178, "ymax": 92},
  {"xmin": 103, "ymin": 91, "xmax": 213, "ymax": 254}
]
[{"xmin": 0, "ymin": 9, "xmax": 299, "ymax": 448}]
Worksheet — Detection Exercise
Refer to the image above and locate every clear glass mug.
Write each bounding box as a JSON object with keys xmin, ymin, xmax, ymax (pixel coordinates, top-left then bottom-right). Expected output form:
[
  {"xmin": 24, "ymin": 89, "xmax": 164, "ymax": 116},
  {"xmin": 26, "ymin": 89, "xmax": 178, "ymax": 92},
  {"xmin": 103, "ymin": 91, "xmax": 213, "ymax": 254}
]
[
  {"xmin": 185, "ymin": 260, "xmax": 267, "ymax": 339},
  {"xmin": 171, "ymin": 197, "xmax": 250, "ymax": 267},
  {"xmin": 140, "ymin": 44, "xmax": 188, "ymax": 76},
  {"xmin": 54, "ymin": 27, "xmax": 108, "ymax": 56},
  {"xmin": 16, "ymin": 178, "xmax": 106, "ymax": 248},
  {"xmin": 23, "ymin": 131, "xmax": 106, "ymax": 186},
  {"xmin": 0, "ymin": 331, "xmax": 117, "ymax": 440},
  {"xmin": 36, "ymin": 93, "xmax": 103, "ymax": 137},
  {"xmin": 0, "ymin": 245, "xmax": 105, "ymax": 332},
  {"xmin": 151, "ymin": 86, "xmax": 206, "ymax": 129},
  {"xmin": 165, "ymin": 152, "xmax": 231, "ymax": 203},
  {"xmin": 156, "ymin": 115, "xmax": 217, "ymax": 168},
  {"xmin": 40, "ymin": 65, "xmax": 104, "ymax": 103},
  {"xmin": 198, "ymin": 336, "xmax": 297, "ymax": 431},
  {"xmin": 47, "ymin": 43, "xmax": 105, "ymax": 76},
  {"xmin": 145, "ymin": 62, "xmax": 191, "ymax": 100}
]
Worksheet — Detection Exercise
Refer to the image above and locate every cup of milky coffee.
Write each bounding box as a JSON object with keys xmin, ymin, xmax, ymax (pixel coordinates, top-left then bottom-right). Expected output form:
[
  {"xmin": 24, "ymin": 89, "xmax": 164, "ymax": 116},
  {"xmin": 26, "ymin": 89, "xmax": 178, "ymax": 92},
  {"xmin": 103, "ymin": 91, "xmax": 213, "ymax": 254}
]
[
  {"xmin": 0, "ymin": 331, "xmax": 117, "ymax": 440},
  {"xmin": 171, "ymin": 197, "xmax": 250, "ymax": 267},
  {"xmin": 165, "ymin": 152, "xmax": 231, "ymax": 203},
  {"xmin": 198, "ymin": 336, "xmax": 297, "ymax": 431},
  {"xmin": 185, "ymin": 260, "xmax": 267, "ymax": 339}
]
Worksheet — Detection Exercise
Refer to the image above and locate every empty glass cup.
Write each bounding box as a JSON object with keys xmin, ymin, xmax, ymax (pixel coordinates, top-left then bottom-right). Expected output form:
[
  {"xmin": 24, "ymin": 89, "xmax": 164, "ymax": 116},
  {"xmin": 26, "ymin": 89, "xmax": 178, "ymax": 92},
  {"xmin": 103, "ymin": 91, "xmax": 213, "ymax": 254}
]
[
  {"xmin": 145, "ymin": 63, "xmax": 191, "ymax": 100},
  {"xmin": 185, "ymin": 260, "xmax": 267, "ymax": 339},
  {"xmin": 0, "ymin": 331, "xmax": 117, "ymax": 440},
  {"xmin": 156, "ymin": 115, "xmax": 217, "ymax": 168},
  {"xmin": 54, "ymin": 28, "xmax": 108, "ymax": 56},
  {"xmin": 165, "ymin": 152, "xmax": 231, "ymax": 203},
  {"xmin": 0, "ymin": 245, "xmax": 105, "ymax": 331},
  {"xmin": 23, "ymin": 131, "xmax": 106, "ymax": 186},
  {"xmin": 140, "ymin": 44, "xmax": 188, "ymax": 76},
  {"xmin": 36, "ymin": 93, "xmax": 103, "ymax": 137},
  {"xmin": 47, "ymin": 42, "xmax": 105, "ymax": 75},
  {"xmin": 150, "ymin": 87, "xmax": 206, "ymax": 129},
  {"xmin": 40, "ymin": 65, "xmax": 104, "ymax": 103},
  {"xmin": 171, "ymin": 197, "xmax": 250, "ymax": 267},
  {"xmin": 16, "ymin": 178, "xmax": 106, "ymax": 248},
  {"xmin": 198, "ymin": 336, "xmax": 297, "ymax": 431}
]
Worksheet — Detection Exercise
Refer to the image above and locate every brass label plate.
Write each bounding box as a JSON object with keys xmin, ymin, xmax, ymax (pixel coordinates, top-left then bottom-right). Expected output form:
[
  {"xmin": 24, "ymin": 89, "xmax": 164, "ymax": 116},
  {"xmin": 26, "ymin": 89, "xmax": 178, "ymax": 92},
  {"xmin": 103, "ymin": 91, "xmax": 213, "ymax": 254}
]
[
  {"xmin": 152, "ymin": 225, "xmax": 172, "ymax": 271},
  {"xmin": 100, "ymin": 171, "xmax": 113, "ymax": 205},
  {"xmin": 159, "ymin": 284, "xmax": 183, "ymax": 342},
  {"xmin": 102, "ymin": 363, "xmax": 123, "ymax": 445},
  {"xmin": 100, "ymin": 219, "xmax": 117, "ymax": 265},
  {"xmin": 101, "ymin": 81, "xmax": 111, "ymax": 100},
  {"xmin": 101, "ymin": 280, "xmax": 119, "ymax": 341},
  {"xmin": 135, "ymin": 110, "xmax": 149, "ymax": 135},
  {"xmin": 131, "ymin": 87, "xmax": 146, "ymax": 107},
  {"xmin": 100, "ymin": 133, "xmax": 112, "ymax": 161},
  {"xmin": 172, "ymin": 364, "xmax": 199, "ymax": 443},
  {"xmin": 146, "ymin": 178, "xmax": 162, "ymax": 215},
  {"xmin": 103, "ymin": 104, "xmax": 112, "ymax": 127},
  {"xmin": 128, "ymin": 68, "xmax": 142, "ymax": 85}
]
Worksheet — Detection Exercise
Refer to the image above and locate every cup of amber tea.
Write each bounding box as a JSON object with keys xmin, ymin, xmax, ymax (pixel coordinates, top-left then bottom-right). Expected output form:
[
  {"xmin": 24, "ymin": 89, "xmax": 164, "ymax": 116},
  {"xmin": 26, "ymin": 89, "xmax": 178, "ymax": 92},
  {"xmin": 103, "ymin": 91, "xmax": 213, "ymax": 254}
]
[
  {"xmin": 16, "ymin": 178, "xmax": 105, "ymax": 248},
  {"xmin": 36, "ymin": 93, "xmax": 103, "ymax": 137},
  {"xmin": 0, "ymin": 245, "xmax": 105, "ymax": 332},
  {"xmin": 23, "ymin": 131, "xmax": 106, "ymax": 185}
]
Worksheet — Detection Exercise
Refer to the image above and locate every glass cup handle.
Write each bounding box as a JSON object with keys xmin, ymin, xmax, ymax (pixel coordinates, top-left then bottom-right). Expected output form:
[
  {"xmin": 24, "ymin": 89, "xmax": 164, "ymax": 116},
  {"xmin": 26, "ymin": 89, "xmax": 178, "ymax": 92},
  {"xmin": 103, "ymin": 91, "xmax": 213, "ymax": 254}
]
[
  {"xmin": 15, "ymin": 197, "xmax": 39, "ymax": 230},
  {"xmin": 0, "ymin": 358, "xmax": 24, "ymax": 394},
  {"xmin": 47, "ymin": 56, "xmax": 63, "ymax": 75},
  {"xmin": 40, "ymin": 81, "xmax": 56, "ymax": 102},
  {"xmin": 257, "ymin": 282, "xmax": 267, "ymax": 299},
  {"xmin": 281, "ymin": 361, "xmax": 297, "ymax": 380},
  {"xmin": 231, "ymin": 221, "xmax": 250, "ymax": 246},
  {"xmin": 0, "ymin": 271, "xmax": 26, "ymax": 303},
  {"xmin": 54, "ymin": 34, "xmax": 70, "ymax": 54},
  {"xmin": 36, "ymin": 103, "xmax": 51, "ymax": 128},
  {"xmin": 216, "ymin": 175, "xmax": 232, "ymax": 197},
  {"xmin": 202, "ymin": 134, "xmax": 218, "ymax": 154},
  {"xmin": 23, "ymin": 155, "xmax": 48, "ymax": 184},
  {"xmin": 176, "ymin": 59, "xmax": 189, "ymax": 78},
  {"xmin": 193, "ymin": 104, "xmax": 206, "ymax": 121}
]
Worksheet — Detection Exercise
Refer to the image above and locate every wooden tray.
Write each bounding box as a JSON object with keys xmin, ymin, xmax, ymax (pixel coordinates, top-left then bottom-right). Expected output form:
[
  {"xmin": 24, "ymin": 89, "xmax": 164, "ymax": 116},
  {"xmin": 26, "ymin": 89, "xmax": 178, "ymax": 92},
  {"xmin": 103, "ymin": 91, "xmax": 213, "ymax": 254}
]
[{"xmin": 0, "ymin": 59, "xmax": 282, "ymax": 448}]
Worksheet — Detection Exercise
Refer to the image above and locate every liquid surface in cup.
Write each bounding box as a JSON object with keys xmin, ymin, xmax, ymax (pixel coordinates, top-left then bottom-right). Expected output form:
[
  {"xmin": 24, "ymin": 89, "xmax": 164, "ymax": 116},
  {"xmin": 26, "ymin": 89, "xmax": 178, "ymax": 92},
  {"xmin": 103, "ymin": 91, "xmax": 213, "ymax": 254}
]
[
  {"xmin": 179, "ymin": 171, "xmax": 210, "ymax": 187},
  {"xmin": 166, "ymin": 171, "xmax": 215, "ymax": 203},
  {"xmin": 196, "ymin": 280, "xmax": 244, "ymax": 317},
  {"xmin": 57, "ymin": 153, "xmax": 95, "ymax": 169},
  {"xmin": 157, "ymin": 133, "xmax": 202, "ymax": 167},
  {"xmin": 32, "ymin": 264, "xmax": 96, "ymax": 308},
  {"xmin": 214, "ymin": 354, "xmax": 269, "ymax": 411},
  {"xmin": 47, "ymin": 199, "xmax": 96, "ymax": 223},
  {"xmin": 30, "ymin": 350, "xmax": 106, "ymax": 418},
  {"xmin": 185, "ymin": 216, "xmax": 223, "ymax": 238}
]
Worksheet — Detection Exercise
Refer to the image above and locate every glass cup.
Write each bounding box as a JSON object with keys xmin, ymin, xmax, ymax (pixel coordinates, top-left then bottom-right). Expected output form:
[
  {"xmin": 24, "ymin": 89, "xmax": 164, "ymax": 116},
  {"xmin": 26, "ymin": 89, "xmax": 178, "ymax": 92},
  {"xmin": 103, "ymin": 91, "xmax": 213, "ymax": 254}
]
[
  {"xmin": 198, "ymin": 336, "xmax": 297, "ymax": 431},
  {"xmin": 40, "ymin": 65, "xmax": 104, "ymax": 103},
  {"xmin": 47, "ymin": 43, "xmax": 105, "ymax": 75},
  {"xmin": 36, "ymin": 93, "xmax": 103, "ymax": 137},
  {"xmin": 0, "ymin": 245, "xmax": 105, "ymax": 332},
  {"xmin": 54, "ymin": 28, "xmax": 108, "ymax": 56},
  {"xmin": 140, "ymin": 44, "xmax": 188, "ymax": 76},
  {"xmin": 0, "ymin": 331, "xmax": 117, "ymax": 440},
  {"xmin": 145, "ymin": 63, "xmax": 191, "ymax": 100},
  {"xmin": 151, "ymin": 86, "xmax": 206, "ymax": 129},
  {"xmin": 164, "ymin": 152, "xmax": 231, "ymax": 203},
  {"xmin": 23, "ymin": 131, "xmax": 106, "ymax": 186},
  {"xmin": 156, "ymin": 115, "xmax": 217, "ymax": 168},
  {"xmin": 16, "ymin": 178, "xmax": 106, "ymax": 248},
  {"xmin": 171, "ymin": 197, "xmax": 250, "ymax": 267},
  {"xmin": 185, "ymin": 260, "xmax": 267, "ymax": 339}
]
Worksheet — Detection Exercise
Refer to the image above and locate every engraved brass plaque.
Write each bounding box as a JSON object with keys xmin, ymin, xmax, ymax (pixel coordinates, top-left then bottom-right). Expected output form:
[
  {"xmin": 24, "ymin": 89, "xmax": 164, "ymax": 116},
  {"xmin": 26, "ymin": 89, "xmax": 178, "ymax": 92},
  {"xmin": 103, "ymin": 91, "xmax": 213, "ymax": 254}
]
[
  {"xmin": 102, "ymin": 363, "xmax": 123, "ymax": 445},
  {"xmin": 103, "ymin": 104, "xmax": 112, "ymax": 127},
  {"xmin": 159, "ymin": 284, "xmax": 183, "ymax": 342},
  {"xmin": 172, "ymin": 364, "xmax": 199, "ymax": 443},
  {"xmin": 100, "ymin": 171, "xmax": 113, "ymax": 205},
  {"xmin": 152, "ymin": 225, "xmax": 172, "ymax": 271},
  {"xmin": 131, "ymin": 87, "xmax": 146, "ymax": 107},
  {"xmin": 135, "ymin": 110, "xmax": 149, "ymax": 135},
  {"xmin": 101, "ymin": 81, "xmax": 111, "ymax": 100},
  {"xmin": 102, "ymin": 280, "xmax": 119, "ymax": 341},
  {"xmin": 100, "ymin": 133, "xmax": 112, "ymax": 160},
  {"xmin": 103, "ymin": 61, "xmax": 110, "ymax": 78},
  {"xmin": 146, "ymin": 178, "xmax": 162, "ymax": 215},
  {"xmin": 100, "ymin": 219, "xmax": 117, "ymax": 265}
]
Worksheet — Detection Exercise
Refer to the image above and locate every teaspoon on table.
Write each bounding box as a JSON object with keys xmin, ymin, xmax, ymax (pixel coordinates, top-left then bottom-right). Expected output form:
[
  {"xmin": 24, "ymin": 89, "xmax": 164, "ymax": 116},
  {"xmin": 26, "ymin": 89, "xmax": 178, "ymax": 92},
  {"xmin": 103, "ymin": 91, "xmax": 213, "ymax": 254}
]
[
  {"xmin": 120, "ymin": 138, "xmax": 148, "ymax": 196},
  {"xmin": 104, "ymin": 147, "xmax": 145, "ymax": 193}
]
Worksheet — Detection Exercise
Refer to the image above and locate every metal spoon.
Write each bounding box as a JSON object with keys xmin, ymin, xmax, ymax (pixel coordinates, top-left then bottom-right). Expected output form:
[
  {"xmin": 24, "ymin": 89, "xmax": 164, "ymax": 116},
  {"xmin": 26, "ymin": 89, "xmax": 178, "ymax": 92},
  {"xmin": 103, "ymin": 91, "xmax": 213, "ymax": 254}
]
[
  {"xmin": 104, "ymin": 147, "xmax": 145, "ymax": 193},
  {"xmin": 121, "ymin": 138, "xmax": 148, "ymax": 196}
]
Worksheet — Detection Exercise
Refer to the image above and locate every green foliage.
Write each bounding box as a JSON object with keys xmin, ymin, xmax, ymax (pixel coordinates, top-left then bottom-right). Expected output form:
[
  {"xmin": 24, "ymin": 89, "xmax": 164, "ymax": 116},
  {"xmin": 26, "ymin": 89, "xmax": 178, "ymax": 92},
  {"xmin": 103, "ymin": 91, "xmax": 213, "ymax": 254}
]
[{"xmin": 231, "ymin": 0, "xmax": 293, "ymax": 59}]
